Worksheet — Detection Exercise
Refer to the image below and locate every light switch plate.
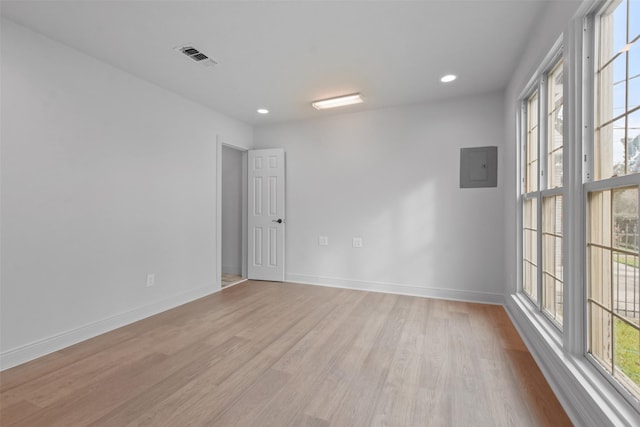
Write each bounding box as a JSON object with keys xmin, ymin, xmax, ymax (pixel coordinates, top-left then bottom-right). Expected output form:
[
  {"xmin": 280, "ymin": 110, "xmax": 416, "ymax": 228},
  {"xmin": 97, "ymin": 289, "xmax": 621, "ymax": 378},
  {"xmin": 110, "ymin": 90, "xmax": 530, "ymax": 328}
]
[
  {"xmin": 319, "ymin": 236, "xmax": 328, "ymax": 246},
  {"xmin": 353, "ymin": 237, "xmax": 363, "ymax": 248}
]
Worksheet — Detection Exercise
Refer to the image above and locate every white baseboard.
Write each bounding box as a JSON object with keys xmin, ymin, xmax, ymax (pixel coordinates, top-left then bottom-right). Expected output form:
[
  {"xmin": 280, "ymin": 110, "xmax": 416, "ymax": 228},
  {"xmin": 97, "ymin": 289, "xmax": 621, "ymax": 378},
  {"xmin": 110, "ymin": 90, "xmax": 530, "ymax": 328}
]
[
  {"xmin": 505, "ymin": 294, "xmax": 640, "ymax": 426},
  {"xmin": 0, "ymin": 284, "xmax": 221, "ymax": 371},
  {"xmin": 286, "ymin": 273, "xmax": 504, "ymax": 305}
]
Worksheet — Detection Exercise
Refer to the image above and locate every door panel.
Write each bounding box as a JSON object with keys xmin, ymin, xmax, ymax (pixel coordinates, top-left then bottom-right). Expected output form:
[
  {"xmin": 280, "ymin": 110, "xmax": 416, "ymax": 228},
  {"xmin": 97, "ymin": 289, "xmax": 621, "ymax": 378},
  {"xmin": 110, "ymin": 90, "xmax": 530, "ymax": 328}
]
[{"xmin": 248, "ymin": 149, "xmax": 285, "ymax": 281}]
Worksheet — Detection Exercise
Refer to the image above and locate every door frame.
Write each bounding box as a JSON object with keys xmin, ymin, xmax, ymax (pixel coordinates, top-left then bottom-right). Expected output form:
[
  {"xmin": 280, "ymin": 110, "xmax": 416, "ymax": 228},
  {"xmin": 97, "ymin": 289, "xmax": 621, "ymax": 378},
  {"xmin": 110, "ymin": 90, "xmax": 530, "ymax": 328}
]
[{"xmin": 216, "ymin": 136, "xmax": 248, "ymax": 289}]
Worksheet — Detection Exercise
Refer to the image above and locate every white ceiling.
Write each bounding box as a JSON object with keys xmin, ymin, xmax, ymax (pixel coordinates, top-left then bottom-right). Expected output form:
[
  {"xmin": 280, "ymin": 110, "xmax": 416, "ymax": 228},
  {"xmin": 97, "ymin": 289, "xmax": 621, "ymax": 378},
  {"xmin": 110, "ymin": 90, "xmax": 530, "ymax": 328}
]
[{"xmin": 1, "ymin": 0, "xmax": 560, "ymax": 126}]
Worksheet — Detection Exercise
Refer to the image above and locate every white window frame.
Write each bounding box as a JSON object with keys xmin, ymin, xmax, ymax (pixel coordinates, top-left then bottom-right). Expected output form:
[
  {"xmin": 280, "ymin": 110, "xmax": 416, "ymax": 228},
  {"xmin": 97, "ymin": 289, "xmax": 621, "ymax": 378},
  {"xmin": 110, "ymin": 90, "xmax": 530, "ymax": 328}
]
[
  {"xmin": 512, "ymin": 1, "xmax": 640, "ymax": 422},
  {"xmin": 582, "ymin": 0, "xmax": 640, "ymax": 410},
  {"xmin": 518, "ymin": 39, "xmax": 566, "ymax": 332}
]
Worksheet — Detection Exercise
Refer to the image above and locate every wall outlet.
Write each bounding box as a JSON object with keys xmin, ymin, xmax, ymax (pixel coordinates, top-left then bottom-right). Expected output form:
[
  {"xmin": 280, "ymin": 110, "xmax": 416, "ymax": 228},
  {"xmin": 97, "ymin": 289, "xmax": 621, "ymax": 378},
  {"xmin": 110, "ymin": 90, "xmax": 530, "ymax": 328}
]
[
  {"xmin": 146, "ymin": 273, "xmax": 155, "ymax": 287},
  {"xmin": 319, "ymin": 236, "xmax": 329, "ymax": 246},
  {"xmin": 352, "ymin": 237, "xmax": 363, "ymax": 248}
]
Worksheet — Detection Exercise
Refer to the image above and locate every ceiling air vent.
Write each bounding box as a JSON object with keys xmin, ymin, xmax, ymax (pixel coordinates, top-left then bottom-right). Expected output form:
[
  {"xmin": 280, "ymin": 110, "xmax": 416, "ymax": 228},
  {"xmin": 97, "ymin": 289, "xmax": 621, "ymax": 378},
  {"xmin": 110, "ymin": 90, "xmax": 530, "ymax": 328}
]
[{"xmin": 175, "ymin": 45, "xmax": 217, "ymax": 67}]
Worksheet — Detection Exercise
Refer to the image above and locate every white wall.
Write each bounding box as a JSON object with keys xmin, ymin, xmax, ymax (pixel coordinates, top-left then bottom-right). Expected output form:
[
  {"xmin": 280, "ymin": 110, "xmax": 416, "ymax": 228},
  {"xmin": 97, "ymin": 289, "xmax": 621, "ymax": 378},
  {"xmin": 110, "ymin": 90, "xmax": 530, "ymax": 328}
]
[
  {"xmin": 254, "ymin": 92, "xmax": 505, "ymax": 303},
  {"xmin": 0, "ymin": 18, "xmax": 252, "ymax": 368},
  {"xmin": 221, "ymin": 146, "xmax": 244, "ymax": 276}
]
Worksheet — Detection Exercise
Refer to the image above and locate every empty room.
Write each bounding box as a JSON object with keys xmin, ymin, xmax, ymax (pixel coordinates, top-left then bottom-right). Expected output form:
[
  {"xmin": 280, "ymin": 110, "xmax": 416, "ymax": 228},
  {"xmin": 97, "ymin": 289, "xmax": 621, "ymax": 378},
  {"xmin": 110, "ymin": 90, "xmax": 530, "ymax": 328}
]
[{"xmin": 1, "ymin": 0, "xmax": 639, "ymax": 425}]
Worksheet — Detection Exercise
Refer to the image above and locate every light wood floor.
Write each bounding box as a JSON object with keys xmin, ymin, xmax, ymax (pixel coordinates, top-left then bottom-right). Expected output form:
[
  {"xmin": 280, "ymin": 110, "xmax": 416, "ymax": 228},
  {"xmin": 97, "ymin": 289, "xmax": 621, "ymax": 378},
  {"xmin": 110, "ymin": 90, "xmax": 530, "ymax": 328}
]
[{"xmin": 0, "ymin": 281, "xmax": 571, "ymax": 426}]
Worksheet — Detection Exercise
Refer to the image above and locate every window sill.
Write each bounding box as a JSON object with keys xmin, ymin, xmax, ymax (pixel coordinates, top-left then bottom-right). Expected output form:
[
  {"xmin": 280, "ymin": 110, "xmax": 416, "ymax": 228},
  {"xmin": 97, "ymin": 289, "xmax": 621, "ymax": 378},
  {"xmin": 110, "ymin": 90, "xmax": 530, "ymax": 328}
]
[{"xmin": 506, "ymin": 292, "xmax": 640, "ymax": 426}]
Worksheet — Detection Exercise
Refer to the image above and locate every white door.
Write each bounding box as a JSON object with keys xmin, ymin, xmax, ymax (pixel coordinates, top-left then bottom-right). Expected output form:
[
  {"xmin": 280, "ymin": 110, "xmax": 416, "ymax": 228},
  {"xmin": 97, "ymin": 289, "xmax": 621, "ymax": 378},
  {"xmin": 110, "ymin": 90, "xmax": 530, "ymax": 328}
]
[{"xmin": 247, "ymin": 149, "xmax": 285, "ymax": 281}]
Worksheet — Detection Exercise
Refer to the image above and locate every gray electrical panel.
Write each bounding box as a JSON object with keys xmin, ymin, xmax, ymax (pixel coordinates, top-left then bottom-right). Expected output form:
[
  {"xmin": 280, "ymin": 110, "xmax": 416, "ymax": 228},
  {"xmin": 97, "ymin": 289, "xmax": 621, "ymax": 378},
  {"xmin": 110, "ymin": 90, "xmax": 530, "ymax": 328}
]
[{"xmin": 460, "ymin": 146, "xmax": 497, "ymax": 188}]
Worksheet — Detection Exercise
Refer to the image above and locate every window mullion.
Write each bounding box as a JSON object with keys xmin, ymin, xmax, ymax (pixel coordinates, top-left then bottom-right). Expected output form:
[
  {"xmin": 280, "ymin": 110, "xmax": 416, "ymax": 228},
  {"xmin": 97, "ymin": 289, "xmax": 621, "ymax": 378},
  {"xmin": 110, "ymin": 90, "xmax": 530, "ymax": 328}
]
[
  {"xmin": 541, "ymin": 187, "xmax": 564, "ymax": 197},
  {"xmin": 561, "ymin": 13, "xmax": 591, "ymax": 357},
  {"xmin": 538, "ymin": 76, "xmax": 547, "ymax": 310}
]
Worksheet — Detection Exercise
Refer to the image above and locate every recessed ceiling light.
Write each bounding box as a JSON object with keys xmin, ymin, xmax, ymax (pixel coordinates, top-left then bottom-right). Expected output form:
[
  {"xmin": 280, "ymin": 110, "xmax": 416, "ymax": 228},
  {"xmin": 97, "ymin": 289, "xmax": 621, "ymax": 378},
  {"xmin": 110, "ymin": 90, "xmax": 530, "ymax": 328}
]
[
  {"xmin": 311, "ymin": 93, "xmax": 363, "ymax": 110},
  {"xmin": 257, "ymin": 108, "xmax": 269, "ymax": 114},
  {"xmin": 440, "ymin": 74, "xmax": 457, "ymax": 83}
]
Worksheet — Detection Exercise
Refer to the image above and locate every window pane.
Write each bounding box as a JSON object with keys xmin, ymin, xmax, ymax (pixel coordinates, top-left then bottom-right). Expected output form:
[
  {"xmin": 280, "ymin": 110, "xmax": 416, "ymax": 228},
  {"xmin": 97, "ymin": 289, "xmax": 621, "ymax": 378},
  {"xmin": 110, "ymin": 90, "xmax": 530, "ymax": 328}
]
[
  {"xmin": 529, "ymin": 92, "xmax": 539, "ymax": 124},
  {"xmin": 600, "ymin": 0, "xmax": 628, "ymax": 61},
  {"xmin": 542, "ymin": 195, "xmax": 563, "ymax": 324},
  {"xmin": 629, "ymin": 109, "xmax": 640, "ymax": 174},
  {"xmin": 588, "ymin": 189, "xmax": 613, "ymax": 307},
  {"xmin": 524, "ymin": 260, "xmax": 537, "ymax": 302},
  {"xmin": 588, "ymin": 186, "xmax": 640, "ymax": 400},
  {"xmin": 597, "ymin": 53, "xmax": 626, "ymax": 127},
  {"xmin": 523, "ymin": 198, "xmax": 538, "ymax": 300},
  {"xmin": 612, "ymin": 188, "xmax": 640, "ymax": 391},
  {"xmin": 629, "ymin": 40, "xmax": 640, "ymax": 112},
  {"xmin": 591, "ymin": 246, "xmax": 612, "ymax": 310},
  {"xmin": 613, "ymin": 187, "xmax": 638, "ymax": 251},
  {"xmin": 614, "ymin": 318, "xmax": 640, "ymax": 397},
  {"xmin": 590, "ymin": 189, "xmax": 613, "ymax": 246},
  {"xmin": 543, "ymin": 276, "xmax": 563, "ymax": 324},
  {"xmin": 596, "ymin": 116, "xmax": 626, "ymax": 179},
  {"xmin": 542, "ymin": 196, "xmax": 562, "ymax": 273},
  {"xmin": 528, "ymin": 159, "xmax": 538, "ymax": 193},
  {"xmin": 590, "ymin": 302, "xmax": 613, "ymax": 369},
  {"xmin": 631, "ymin": 0, "xmax": 640, "ymax": 42},
  {"xmin": 524, "ymin": 230, "xmax": 537, "ymax": 265},
  {"xmin": 596, "ymin": 1, "xmax": 640, "ymax": 180},
  {"xmin": 550, "ymin": 107, "xmax": 564, "ymax": 151},
  {"xmin": 549, "ymin": 62, "xmax": 564, "ymax": 112},
  {"xmin": 526, "ymin": 93, "xmax": 539, "ymax": 192},
  {"xmin": 613, "ymin": 252, "xmax": 640, "ymax": 324},
  {"xmin": 549, "ymin": 150, "xmax": 563, "ymax": 188},
  {"xmin": 529, "ymin": 123, "xmax": 538, "ymax": 159},
  {"xmin": 548, "ymin": 61, "xmax": 563, "ymax": 188}
]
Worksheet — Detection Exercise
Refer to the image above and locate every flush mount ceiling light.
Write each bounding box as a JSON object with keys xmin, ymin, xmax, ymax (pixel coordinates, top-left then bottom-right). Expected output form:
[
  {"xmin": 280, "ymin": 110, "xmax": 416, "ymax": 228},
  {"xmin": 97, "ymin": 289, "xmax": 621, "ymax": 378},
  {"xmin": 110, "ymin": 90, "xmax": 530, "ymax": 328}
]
[
  {"xmin": 440, "ymin": 74, "xmax": 457, "ymax": 83},
  {"xmin": 311, "ymin": 93, "xmax": 363, "ymax": 110},
  {"xmin": 257, "ymin": 108, "xmax": 269, "ymax": 114}
]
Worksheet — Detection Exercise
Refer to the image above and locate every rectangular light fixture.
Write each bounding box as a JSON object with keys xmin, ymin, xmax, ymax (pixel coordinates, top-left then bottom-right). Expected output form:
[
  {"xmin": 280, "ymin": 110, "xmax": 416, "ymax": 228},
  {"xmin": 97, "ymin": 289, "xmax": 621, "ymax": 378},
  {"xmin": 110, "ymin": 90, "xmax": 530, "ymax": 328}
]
[{"xmin": 311, "ymin": 93, "xmax": 363, "ymax": 110}]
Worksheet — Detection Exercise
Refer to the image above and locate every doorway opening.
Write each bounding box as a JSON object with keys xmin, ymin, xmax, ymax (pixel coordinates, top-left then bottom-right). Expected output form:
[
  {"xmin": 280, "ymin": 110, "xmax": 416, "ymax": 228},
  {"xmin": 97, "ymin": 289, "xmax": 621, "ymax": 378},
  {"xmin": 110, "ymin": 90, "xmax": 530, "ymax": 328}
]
[{"xmin": 220, "ymin": 143, "xmax": 248, "ymax": 288}]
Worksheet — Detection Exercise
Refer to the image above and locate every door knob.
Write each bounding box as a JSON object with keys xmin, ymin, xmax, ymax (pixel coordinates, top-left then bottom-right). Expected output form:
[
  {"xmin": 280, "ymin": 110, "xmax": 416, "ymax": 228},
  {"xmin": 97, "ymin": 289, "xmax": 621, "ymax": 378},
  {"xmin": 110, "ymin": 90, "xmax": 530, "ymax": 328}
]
[{"xmin": 272, "ymin": 219, "xmax": 283, "ymax": 224}]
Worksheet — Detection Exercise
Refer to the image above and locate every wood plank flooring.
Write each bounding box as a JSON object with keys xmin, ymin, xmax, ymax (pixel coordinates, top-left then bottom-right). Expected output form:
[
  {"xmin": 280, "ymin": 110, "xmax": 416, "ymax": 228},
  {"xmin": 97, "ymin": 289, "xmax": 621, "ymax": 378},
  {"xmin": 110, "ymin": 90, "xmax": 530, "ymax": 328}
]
[
  {"xmin": 221, "ymin": 273, "xmax": 244, "ymax": 288},
  {"xmin": 0, "ymin": 281, "xmax": 571, "ymax": 426}
]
